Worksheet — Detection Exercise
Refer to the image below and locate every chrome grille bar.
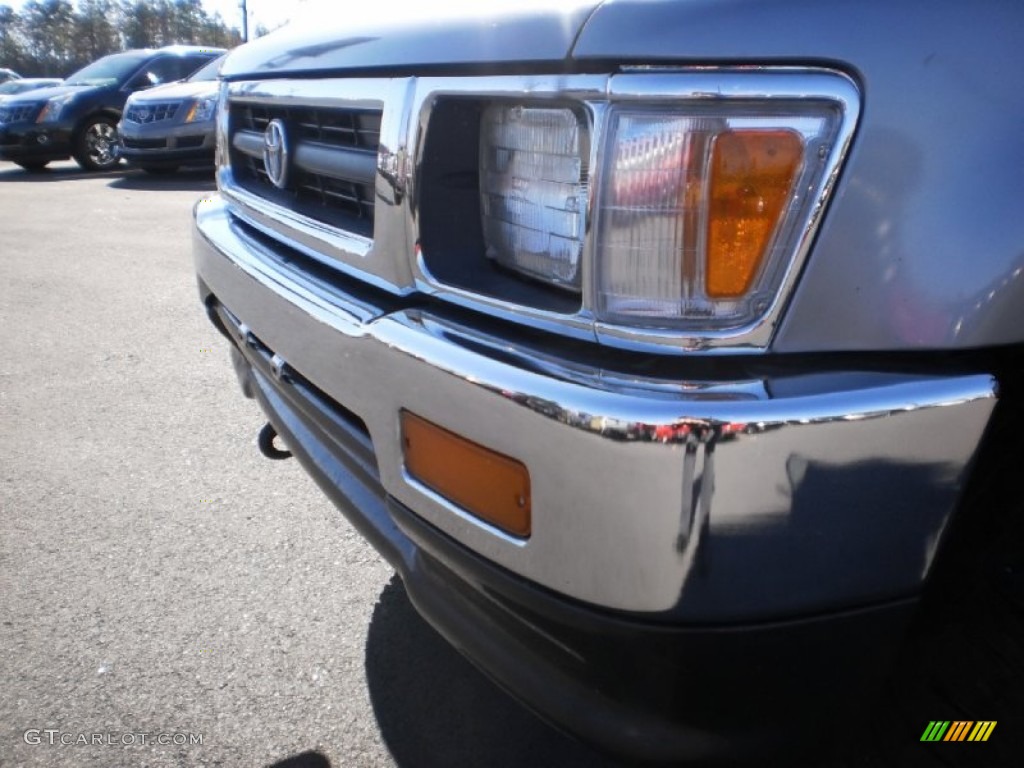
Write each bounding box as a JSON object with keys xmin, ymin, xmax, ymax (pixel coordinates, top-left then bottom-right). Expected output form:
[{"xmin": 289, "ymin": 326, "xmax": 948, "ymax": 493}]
[{"xmin": 232, "ymin": 131, "xmax": 377, "ymax": 186}]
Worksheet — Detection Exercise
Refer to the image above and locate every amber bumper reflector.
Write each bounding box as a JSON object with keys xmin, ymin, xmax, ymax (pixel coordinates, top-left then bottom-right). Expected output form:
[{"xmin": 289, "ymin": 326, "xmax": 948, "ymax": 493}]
[{"xmin": 400, "ymin": 411, "xmax": 531, "ymax": 537}]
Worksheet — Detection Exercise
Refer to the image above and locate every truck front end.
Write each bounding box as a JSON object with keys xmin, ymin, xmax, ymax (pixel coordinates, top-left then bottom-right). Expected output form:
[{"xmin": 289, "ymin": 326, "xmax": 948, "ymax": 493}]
[{"xmin": 195, "ymin": 1, "xmax": 1023, "ymax": 761}]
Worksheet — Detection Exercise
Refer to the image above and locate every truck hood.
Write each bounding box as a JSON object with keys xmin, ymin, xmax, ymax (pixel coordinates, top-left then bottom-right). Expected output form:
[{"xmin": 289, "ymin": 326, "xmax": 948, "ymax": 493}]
[
  {"xmin": 128, "ymin": 79, "xmax": 218, "ymax": 103},
  {"xmin": 220, "ymin": 0, "xmax": 602, "ymax": 79}
]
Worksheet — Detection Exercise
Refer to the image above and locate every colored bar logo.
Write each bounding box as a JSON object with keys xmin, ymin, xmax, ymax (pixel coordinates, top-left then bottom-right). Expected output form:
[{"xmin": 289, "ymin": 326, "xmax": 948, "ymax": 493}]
[{"xmin": 921, "ymin": 721, "xmax": 996, "ymax": 742}]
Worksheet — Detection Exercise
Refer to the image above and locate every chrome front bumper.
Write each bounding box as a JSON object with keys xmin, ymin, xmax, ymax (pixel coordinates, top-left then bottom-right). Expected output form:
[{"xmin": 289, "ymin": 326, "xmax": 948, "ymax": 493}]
[{"xmin": 195, "ymin": 195, "xmax": 997, "ymax": 621}]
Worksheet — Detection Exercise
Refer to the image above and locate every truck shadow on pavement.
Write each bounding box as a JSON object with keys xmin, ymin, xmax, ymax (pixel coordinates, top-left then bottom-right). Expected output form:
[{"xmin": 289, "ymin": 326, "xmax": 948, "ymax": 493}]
[
  {"xmin": 267, "ymin": 751, "xmax": 332, "ymax": 768},
  {"xmin": 365, "ymin": 575, "xmax": 629, "ymax": 768}
]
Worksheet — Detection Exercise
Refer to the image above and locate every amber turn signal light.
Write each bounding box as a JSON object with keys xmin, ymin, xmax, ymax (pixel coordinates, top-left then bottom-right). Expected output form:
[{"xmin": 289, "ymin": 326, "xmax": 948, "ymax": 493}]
[
  {"xmin": 706, "ymin": 129, "xmax": 803, "ymax": 299},
  {"xmin": 400, "ymin": 411, "xmax": 531, "ymax": 538}
]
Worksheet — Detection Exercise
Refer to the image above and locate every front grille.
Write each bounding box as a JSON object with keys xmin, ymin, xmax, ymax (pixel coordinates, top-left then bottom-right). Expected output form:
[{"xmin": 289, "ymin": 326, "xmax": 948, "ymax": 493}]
[
  {"xmin": 237, "ymin": 103, "xmax": 381, "ymax": 149},
  {"xmin": 124, "ymin": 102, "xmax": 180, "ymax": 124},
  {"xmin": 228, "ymin": 102, "xmax": 381, "ymax": 236},
  {"xmin": 176, "ymin": 135, "xmax": 205, "ymax": 149},
  {"xmin": 0, "ymin": 103, "xmax": 41, "ymax": 124},
  {"xmin": 122, "ymin": 137, "xmax": 167, "ymax": 149}
]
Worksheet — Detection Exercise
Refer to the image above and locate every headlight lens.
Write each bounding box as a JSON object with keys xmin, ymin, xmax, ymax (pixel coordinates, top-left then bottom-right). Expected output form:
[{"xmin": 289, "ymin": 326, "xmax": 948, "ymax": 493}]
[
  {"xmin": 185, "ymin": 98, "xmax": 216, "ymax": 123},
  {"xmin": 479, "ymin": 104, "xmax": 588, "ymax": 291},
  {"xmin": 37, "ymin": 95, "xmax": 73, "ymax": 123}
]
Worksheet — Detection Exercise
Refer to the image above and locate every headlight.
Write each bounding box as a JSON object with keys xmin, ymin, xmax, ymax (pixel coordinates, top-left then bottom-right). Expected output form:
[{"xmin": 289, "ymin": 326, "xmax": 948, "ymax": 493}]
[
  {"xmin": 37, "ymin": 94, "xmax": 74, "ymax": 123},
  {"xmin": 184, "ymin": 98, "xmax": 216, "ymax": 123},
  {"xmin": 479, "ymin": 97, "xmax": 842, "ymax": 332},
  {"xmin": 479, "ymin": 104, "xmax": 588, "ymax": 291},
  {"xmin": 417, "ymin": 71, "xmax": 857, "ymax": 350}
]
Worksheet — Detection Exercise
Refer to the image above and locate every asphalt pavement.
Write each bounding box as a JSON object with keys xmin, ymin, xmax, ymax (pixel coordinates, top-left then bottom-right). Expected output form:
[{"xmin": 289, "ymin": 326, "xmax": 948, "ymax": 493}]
[
  {"xmin": 2, "ymin": 159, "xmax": 1021, "ymax": 768},
  {"xmin": 0, "ymin": 160, "xmax": 624, "ymax": 768}
]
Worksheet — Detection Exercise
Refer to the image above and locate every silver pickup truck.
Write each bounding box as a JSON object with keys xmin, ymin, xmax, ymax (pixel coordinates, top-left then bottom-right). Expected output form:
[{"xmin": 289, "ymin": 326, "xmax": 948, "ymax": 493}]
[{"xmin": 193, "ymin": 1, "xmax": 1022, "ymax": 762}]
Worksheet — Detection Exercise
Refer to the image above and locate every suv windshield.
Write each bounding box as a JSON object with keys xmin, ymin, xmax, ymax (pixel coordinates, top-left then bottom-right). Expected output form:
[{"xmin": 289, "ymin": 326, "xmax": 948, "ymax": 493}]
[
  {"xmin": 187, "ymin": 54, "xmax": 225, "ymax": 83},
  {"xmin": 65, "ymin": 52, "xmax": 151, "ymax": 87}
]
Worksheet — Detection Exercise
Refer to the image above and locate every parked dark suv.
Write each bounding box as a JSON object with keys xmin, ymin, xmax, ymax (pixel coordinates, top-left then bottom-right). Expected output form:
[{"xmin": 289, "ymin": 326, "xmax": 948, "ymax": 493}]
[{"xmin": 0, "ymin": 46, "xmax": 222, "ymax": 172}]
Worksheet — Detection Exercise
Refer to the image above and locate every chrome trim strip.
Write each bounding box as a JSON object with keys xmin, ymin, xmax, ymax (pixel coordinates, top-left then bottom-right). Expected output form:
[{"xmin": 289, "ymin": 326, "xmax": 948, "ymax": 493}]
[
  {"xmin": 293, "ymin": 142, "xmax": 377, "ymax": 185},
  {"xmin": 228, "ymin": 78, "xmax": 386, "ymax": 110},
  {"xmin": 232, "ymin": 130, "xmax": 263, "ymax": 157},
  {"xmin": 197, "ymin": 195, "xmax": 996, "ymax": 617},
  {"xmin": 223, "ymin": 182, "xmax": 374, "ymax": 261}
]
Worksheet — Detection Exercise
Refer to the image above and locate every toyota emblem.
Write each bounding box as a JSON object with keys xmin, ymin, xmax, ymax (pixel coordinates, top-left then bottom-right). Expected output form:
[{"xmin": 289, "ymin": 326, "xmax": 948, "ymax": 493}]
[{"xmin": 263, "ymin": 119, "xmax": 289, "ymax": 189}]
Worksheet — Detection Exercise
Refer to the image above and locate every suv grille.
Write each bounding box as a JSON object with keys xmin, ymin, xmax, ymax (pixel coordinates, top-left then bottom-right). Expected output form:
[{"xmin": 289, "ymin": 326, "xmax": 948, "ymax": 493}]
[
  {"xmin": 228, "ymin": 103, "xmax": 381, "ymax": 235},
  {"xmin": 0, "ymin": 103, "xmax": 40, "ymax": 124},
  {"xmin": 124, "ymin": 102, "xmax": 180, "ymax": 123}
]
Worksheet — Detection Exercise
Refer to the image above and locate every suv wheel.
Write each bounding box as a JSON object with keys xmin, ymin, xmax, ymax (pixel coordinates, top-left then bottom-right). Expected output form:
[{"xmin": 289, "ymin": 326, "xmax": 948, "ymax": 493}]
[{"xmin": 73, "ymin": 116, "xmax": 121, "ymax": 172}]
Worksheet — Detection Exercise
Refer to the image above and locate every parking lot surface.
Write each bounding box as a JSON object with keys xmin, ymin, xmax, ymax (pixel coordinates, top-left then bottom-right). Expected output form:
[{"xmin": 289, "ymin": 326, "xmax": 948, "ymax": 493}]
[
  {"xmin": 0, "ymin": 160, "xmax": 628, "ymax": 768},
  {"xmin": 1, "ymin": 160, "xmax": 1020, "ymax": 767}
]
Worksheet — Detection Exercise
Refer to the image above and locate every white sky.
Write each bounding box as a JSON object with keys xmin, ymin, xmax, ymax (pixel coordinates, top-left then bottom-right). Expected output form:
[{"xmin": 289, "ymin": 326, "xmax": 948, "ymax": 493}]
[
  {"xmin": 200, "ymin": 0, "xmax": 308, "ymax": 33},
  {"xmin": 8, "ymin": 0, "xmax": 594, "ymax": 36},
  {"xmin": 5, "ymin": 1, "xmax": 310, "ymax": 35}
]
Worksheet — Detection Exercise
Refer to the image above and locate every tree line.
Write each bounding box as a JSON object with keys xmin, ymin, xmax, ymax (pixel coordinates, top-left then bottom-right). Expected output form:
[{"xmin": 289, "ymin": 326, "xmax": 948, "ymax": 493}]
[{"xmin": 0, "ymin": 1, "xmax": 263, "ymax": 77}]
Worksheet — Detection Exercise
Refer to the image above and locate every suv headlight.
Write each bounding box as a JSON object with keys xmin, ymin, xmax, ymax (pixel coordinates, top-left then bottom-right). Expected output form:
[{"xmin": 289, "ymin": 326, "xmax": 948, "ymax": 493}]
[
  {"xmin": 37, "ymin": 94, "xmax": 74, "ymax": 123},
  {"xmin": 185, "ymin": 98, "xmax": 217, "ymax": 123}
]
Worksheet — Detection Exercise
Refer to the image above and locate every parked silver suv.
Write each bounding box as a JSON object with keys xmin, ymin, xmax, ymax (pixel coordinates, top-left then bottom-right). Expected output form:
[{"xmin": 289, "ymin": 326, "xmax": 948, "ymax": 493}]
[{"xmin": 118, "ymin": 54, "xmax": 224, "ymax": 173}]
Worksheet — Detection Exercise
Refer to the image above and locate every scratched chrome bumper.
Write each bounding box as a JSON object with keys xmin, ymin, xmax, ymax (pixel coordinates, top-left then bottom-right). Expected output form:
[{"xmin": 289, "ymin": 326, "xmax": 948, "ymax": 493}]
[{"xmin": 194, "ymin": 195, "xmax": 997, "ymax": 621}]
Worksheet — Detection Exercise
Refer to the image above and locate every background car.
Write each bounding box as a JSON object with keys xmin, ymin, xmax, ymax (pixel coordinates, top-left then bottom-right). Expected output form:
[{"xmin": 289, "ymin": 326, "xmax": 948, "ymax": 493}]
[
  {"xmin": 117, "ymin": 54, "xmax": 225, "ymax": 174},
  {"xmin": 0, "ymin": 78, "xmax": 63, "ymax": 102},
  {"xmin": 0, "ymin": 45, "xmax": 222, "ymax": 172},
  {"xmin": 0, "ymin": 68, "xmax": 19, "ymax": 83}
]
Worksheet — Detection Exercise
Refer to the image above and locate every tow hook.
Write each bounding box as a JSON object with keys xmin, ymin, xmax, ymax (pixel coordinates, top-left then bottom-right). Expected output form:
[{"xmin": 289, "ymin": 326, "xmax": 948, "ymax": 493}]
[{"xmin": 257, "ymin": 422, "xmax": 292, "ymax": 460}]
